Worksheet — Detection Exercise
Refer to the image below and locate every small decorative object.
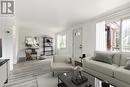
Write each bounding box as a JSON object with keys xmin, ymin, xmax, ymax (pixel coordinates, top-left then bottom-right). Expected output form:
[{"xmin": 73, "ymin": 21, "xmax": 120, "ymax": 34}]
[
  {"xmin": 82, "ymin": 54, "xmax": 86, "ymax": 58},
  {"xmin": 46, "ymin": 39, "xmax": 52, "ymax": 46},
  {"xmin": 79, "ymin": 54, "xmax": 86, "ymax": 66},
  {"xmin": 63, "ymin": 73, "xmax": 67, "ymax": 76},
  {"xmin": 72, "ymin": 66, "xmax": 88, "ymax": 85},
  {"xmin": 74, "ymin": 66, "xmax": 83, "ymax": 71},
  {"xmin": 46, "ymin": 39, "xmax": 51, "ymax": 43},
  {"xmin": 6, "ymin": 31, "xmax": 10, "ymax": 34},
  {"xmin": 73, "ymin": 66, "xmax": 83, "ymax": 77},
  {"xmin": 102, "ymin": 82, "xmax": 110, "ymax": 87},
  {"xmin": 80, "ymin": 54, "xmax": 86, "ymax": 59}
]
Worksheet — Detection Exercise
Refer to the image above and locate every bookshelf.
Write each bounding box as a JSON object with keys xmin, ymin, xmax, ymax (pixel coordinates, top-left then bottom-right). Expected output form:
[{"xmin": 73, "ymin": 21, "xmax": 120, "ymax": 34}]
[{"xmin": 43, "ymin": 37, "xmax": 53, "ymax": 56}]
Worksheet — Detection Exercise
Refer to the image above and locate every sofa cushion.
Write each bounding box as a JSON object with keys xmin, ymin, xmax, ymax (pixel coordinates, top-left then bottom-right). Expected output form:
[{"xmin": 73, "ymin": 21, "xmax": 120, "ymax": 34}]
[
  {"xmin": 112, "ymin": 52, "xmax": 121, "ymax": 65},
  {"xmin": 124, "ymin": 59, "xmax": 130, "ymax": 70},
  {"xmin": 93, "ymin": 51, "xmax": 121, "ymax": 66},
  {"xmin": 114, "ymin": 66, "xmax": 130, "ymax": 84},
  {"xmin": 51, "ymin": 63, "xmax": 74, "ymax": 71},
  {"xmin": 120, "ymin": 53, "xmax": 130, "ymax": 66},
  {"xmin": 83, "ymin": 59, "xmax": 118, "ymax": 77},
  {"xmin": 93, "ymin": 51, "xmax": 114, "ymax": 64}
]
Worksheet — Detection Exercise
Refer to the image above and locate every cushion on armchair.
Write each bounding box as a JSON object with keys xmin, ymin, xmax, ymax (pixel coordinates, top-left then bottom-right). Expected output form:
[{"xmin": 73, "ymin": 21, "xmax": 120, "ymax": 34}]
[
  {"xmin": 51, "ymin": 63, "xmax": 74, "ymax": 72},
  {"xmin": 53, "ymin": 55, "xmax": 67, "ymax": 62},
  {"xmin": 51, "ymin": 55, "xmax": 74, "ymax": 74}
]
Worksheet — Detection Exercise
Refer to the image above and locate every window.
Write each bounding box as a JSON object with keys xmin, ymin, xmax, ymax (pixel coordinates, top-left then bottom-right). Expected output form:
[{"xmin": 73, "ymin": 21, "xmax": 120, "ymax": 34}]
[
  {"xmin": 57, "ymin": 34, "xmax": 66, "ymax": 49},
  {"xmin": 96, "ymin": 18, "xmax": 130, "ymax": 52},
  {"xmin": 96, "ymin": 21, "xmax": 106, "ymax": 51},
  {"xmin": 122, "ymin": 19, "xmax": 130, "ymax": 52},
  {"xmin": 105, "ymin": 21, "xmax": 121, "ymax": 52}
]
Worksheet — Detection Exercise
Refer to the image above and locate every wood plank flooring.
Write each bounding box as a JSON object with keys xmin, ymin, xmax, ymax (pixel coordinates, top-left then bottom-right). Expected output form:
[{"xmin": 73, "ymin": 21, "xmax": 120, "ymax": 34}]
[{"xmin": 4, "ymin": 59, "xmax": 51, "ymax": 87}]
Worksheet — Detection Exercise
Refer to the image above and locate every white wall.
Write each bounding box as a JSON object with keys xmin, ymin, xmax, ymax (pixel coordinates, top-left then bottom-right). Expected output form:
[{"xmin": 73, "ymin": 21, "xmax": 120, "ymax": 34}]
[
  {"xmin": 56, "ymin": 22, "xmax": 97, "ymax": 57},
  {"xmin": 13, "ymin": 25, "xmax": 19, "ymax": 64},
  {"xmin": 82, "ymin": 22, "xmax": 96, "ymax": 57},
  {"xmin": 56, "ymin": 5, "xmax": 130, "ymax": 58},
  {"xmin": 18, "ymin": 23, "xmax": 55, "ymax": 59},
  {"xmin": 96, "ymin": 21, "xmax": 106, "ymax": 51},
  {"xmin": 0, "ymin": 17, "xmax": 17, "ymax": 70}
]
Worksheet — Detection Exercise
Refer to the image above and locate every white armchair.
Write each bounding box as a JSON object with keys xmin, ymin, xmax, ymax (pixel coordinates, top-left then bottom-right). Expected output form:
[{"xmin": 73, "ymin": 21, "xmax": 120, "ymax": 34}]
[{"xmin": 51, "ymin": 55, "xmax": 74, "ymax": 76}]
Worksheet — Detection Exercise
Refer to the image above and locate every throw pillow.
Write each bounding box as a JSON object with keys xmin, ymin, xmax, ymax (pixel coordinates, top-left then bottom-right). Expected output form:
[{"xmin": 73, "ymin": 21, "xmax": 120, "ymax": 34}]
[
  {"xmin": 124, "ymin": 58, "xmax": 130, "ymax": 70},
  {"xmin": 93, "ymin": 52, "xmax": 114, "ymax": 64}
]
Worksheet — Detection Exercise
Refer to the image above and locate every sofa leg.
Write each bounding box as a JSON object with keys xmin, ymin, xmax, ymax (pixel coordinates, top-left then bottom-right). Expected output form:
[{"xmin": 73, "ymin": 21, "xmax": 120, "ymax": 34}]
[{"xmin": 52, "ymin": 72, "xmax": 54, "ymax": 77}]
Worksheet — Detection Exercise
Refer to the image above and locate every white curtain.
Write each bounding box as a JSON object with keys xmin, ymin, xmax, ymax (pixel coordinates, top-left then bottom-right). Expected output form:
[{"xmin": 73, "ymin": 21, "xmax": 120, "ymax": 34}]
[{"xmin": 96, "ymin": 21, "xmax": 106, "ymax": 51}]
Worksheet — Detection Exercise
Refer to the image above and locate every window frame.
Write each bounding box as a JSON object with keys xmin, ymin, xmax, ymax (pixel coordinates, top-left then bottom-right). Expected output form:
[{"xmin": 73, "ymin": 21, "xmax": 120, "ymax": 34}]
[{"xmin": 57, "ymin": 33, "xmax": 67, "ymax": 49}]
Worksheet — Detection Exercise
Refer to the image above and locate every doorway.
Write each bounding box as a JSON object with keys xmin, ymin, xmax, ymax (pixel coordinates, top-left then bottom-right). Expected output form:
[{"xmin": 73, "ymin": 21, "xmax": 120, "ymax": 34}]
[{"xmin": 73, "ymin": 28, "xmax": 83, "ymax": 62}]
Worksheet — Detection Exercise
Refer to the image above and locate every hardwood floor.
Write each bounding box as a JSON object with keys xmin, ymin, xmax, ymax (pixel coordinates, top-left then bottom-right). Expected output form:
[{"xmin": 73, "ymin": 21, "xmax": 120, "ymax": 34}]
[{"xmin": 4, "ymin": 59, "xmax": 51, "ymax": 87}]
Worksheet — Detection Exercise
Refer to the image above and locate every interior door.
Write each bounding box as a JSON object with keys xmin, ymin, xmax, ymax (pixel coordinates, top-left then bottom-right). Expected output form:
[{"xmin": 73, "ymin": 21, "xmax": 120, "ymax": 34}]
[{"xmin": 73, "ymin": 28, "xmax": 82, "ymax": 62}]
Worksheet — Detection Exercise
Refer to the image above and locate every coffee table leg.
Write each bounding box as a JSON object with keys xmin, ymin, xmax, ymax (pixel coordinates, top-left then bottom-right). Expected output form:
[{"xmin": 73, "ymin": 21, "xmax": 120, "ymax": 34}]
[
  {"xmin": 58, "ymin": 77, "xmax": 59, "ymax": 84},
  {"xmin": 58, "ymin": 77, "xmax": 60, "ymax": 87}
]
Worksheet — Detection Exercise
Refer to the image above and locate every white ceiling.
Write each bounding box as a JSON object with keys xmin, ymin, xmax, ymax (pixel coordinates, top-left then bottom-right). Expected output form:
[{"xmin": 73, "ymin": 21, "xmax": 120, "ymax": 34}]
[{"xmin": 16, "ymin": 0, "xmax": 130, "ymax": 33}]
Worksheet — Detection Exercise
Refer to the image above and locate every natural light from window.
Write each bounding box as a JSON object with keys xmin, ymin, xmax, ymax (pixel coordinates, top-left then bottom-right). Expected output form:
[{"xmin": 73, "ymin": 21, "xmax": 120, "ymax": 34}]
[
  {"xmin": 57, "ymin": 34, "xmax": 66, "ymax": 49},
  {"xmin": 122, "ymin": 19, "xmax": 130, "ymax": 52},
  {"xmin": 96, "ymin": 18, "xmax": 130, "ymax": 52}
]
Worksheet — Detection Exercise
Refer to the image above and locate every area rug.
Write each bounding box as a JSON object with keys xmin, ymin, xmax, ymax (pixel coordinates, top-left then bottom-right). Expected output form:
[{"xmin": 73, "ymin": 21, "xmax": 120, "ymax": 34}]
[
  {"xmin": 4, "ymin": 59, "xmax": 51, "ymax": 87},
  {"xmin": 37, "ymin": 73, "xmax": 57, "ymax": 87}
]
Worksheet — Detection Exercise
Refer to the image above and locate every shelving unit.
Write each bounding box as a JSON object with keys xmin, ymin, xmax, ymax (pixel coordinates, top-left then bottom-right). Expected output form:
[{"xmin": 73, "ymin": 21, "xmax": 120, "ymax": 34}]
[{"xmin": 43, "ymin": 37, "xmax": 53, "ymax": 56}]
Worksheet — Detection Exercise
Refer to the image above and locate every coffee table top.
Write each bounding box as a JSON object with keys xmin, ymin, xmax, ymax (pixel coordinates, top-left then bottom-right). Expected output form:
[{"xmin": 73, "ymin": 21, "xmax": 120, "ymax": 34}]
[{"xmin": 58, "ymin": 71, "xmax": 115, "ymax": 87}]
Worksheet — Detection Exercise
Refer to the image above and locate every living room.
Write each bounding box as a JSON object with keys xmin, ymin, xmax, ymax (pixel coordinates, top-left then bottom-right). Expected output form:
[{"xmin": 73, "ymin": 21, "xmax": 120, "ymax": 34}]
[{"xmin": 0, "ymin": 0, "xmax": 130, "ymax": 87}]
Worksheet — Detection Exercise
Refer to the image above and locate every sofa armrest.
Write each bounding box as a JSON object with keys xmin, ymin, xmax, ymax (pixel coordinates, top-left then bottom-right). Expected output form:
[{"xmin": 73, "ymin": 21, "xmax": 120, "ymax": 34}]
[
  {"xmin": 82, "ymin": 57, "xmax": 93, "ymax": 68},
  {"xmin": 83, "ymin": 57, "xmax": 93, "ymax": 61}
]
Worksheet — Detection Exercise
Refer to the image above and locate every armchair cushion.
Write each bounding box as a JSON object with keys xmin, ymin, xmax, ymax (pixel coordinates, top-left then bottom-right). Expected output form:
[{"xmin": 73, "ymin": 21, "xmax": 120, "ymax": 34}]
[
  {"xmin": 51, "ymin": 63, "xmax": 74, "ymax": 72},
  {"xmin": 53, "ymin": 55, "xmax": 68, "ymax": 63},
  {"xmin": 51, "ymin": 55, "xmax": 74, "ymax": 74}
]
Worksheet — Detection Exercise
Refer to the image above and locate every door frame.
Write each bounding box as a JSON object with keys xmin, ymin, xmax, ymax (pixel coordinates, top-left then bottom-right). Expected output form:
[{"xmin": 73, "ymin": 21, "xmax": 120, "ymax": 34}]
[{"xmin": 72, "ymin": 27, "xmax": 83, "ymax": 60}]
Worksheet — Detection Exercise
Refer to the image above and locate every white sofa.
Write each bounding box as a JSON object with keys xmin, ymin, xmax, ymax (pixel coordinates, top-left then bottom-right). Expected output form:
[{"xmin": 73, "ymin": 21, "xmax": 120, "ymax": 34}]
[
  {"xmin": 51, "ymin": 55, "xmax": 74, "ymax": 76},
  {"xmin": 83, "ymin": 52, "xmax": 130, "ymax": 87}
]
